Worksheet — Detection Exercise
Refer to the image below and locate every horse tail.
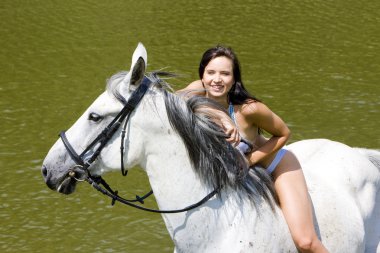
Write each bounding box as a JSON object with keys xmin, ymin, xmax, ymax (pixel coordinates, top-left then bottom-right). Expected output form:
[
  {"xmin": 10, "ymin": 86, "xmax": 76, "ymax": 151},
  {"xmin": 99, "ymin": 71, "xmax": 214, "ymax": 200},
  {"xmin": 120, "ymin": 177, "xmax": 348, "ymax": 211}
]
[{"xmin": 354, "ymin": 147, "xmax": 380, "ymax": 171}]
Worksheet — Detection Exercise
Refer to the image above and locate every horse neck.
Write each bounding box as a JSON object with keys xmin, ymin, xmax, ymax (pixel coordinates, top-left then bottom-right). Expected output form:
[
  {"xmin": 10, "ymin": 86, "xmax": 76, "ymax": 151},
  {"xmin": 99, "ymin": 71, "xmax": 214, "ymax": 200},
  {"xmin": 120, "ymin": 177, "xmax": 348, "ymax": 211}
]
[
  {"xmin": 135, "ymin": 94, "xmax": 218, "ymax": 223},
  {"xmin": 143, "ymin": 127, "xmax": 208, "ymax": 209}
]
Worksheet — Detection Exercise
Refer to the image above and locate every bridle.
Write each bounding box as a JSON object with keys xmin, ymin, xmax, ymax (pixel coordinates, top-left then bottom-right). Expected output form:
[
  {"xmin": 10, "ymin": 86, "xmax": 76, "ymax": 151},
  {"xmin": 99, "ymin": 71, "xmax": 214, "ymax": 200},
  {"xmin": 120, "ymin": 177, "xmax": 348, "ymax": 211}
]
[{"xmin": 59, "ymin": 75, "xmax": 218, "ymax": 213}]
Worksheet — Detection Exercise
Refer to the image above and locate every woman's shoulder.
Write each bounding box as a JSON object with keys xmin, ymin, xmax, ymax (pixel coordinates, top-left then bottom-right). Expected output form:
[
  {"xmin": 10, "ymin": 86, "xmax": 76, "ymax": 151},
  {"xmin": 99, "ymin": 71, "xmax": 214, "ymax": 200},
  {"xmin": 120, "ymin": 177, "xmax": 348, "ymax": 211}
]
[
  {"xmin": 239, "ymin": 100, "xmax": 272, "ymax": 118},
  {"xmin": 240, "ymin": 99, "xmax": 260, "ymax": 113}
]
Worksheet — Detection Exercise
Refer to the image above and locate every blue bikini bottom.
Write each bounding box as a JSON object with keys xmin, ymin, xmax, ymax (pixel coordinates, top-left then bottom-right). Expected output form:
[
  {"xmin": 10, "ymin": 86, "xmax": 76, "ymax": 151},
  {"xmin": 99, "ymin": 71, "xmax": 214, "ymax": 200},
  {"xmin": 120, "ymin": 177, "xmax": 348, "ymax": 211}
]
[
  {"xmin": 266, "ymin": 149, "xmax": 287, "ymax": 174},
  {"xmin": 236, "ymin": 141, "xmax": 287, "ymax": 174}
]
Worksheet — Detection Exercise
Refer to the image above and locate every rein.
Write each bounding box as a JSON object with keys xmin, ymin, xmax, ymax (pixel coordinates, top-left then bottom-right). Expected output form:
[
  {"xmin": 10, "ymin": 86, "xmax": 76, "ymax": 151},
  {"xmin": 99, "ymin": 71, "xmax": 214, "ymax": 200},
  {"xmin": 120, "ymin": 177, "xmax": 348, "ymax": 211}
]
[
  {"xmin": 88, "ymin": 175, "xmax": 219, "ymax": 213},
  {"xmin": 59, "ymin": 75, "xmax": 218, "ymax": 213}
]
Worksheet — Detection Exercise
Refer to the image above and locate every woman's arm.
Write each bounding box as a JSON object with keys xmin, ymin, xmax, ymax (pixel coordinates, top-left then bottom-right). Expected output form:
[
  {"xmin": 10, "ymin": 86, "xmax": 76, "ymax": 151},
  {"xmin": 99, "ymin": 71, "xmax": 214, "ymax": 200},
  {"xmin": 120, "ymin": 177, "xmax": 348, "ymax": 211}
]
[
  {"xmin": 243, "ymin": 102, "xmax": 291, "ymax": 166},
  {"xmin": 176, "ymin": 80, "xmax": 205, "ymax": 97}
]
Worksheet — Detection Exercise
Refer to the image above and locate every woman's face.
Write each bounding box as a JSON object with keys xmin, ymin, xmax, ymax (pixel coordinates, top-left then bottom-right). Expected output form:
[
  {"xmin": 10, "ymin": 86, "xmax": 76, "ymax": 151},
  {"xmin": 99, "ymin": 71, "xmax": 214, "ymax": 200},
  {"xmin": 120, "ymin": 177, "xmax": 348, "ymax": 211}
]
[{"xmin": 201, "ymin": 56, "xmax": 235, "ymax": 103}]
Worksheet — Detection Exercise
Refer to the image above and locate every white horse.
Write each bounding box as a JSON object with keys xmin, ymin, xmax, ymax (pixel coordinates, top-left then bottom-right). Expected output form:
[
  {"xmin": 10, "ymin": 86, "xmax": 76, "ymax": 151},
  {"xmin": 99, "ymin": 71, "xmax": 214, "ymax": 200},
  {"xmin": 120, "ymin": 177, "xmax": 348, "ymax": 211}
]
[{"xmin": 42, "ymin": 43, "xmax": 380, "ymax": 253}]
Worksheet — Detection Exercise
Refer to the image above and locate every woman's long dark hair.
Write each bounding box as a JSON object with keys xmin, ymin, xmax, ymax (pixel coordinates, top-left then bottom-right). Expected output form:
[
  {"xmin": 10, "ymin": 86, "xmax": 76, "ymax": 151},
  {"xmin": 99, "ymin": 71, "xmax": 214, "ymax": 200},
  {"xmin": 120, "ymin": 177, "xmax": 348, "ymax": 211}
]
[{"xmin": 198, "ymin": 46, "xmax": 260, "ymax": 105}]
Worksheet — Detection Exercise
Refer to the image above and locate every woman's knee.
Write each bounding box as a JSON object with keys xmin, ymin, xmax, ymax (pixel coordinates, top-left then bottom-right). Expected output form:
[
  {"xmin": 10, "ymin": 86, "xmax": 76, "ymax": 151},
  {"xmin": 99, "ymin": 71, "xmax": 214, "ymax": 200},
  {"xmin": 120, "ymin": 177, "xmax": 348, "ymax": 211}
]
[{"xmin": 293, "ymin": 234, "xmax": 319, "ymax": 252}]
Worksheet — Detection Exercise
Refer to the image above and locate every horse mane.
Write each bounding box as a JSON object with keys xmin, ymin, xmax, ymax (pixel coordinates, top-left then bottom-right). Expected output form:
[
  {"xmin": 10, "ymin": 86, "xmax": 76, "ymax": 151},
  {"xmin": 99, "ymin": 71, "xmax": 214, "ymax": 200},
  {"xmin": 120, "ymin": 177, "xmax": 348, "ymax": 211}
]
[{"xmin": 106, "ymin": 71, "xmax": 278, "ymax": 210}]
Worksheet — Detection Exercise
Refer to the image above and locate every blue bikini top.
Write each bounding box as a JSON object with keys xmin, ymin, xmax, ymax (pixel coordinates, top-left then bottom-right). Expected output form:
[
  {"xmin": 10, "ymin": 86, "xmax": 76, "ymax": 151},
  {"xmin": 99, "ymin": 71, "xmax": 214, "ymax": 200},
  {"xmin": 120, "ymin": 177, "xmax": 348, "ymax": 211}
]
[{"xmin": 228, "ymin": 104, "xmax": 253, "ymax": 154}]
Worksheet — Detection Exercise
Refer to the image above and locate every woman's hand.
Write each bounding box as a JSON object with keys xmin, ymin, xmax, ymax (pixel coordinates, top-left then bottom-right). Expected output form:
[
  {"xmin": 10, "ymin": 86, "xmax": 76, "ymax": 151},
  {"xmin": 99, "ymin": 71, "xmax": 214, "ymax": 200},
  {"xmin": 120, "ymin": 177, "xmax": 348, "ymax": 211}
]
[{"xmin": 220, "ymin": 117, "xmax": 240, "ymax": 146}]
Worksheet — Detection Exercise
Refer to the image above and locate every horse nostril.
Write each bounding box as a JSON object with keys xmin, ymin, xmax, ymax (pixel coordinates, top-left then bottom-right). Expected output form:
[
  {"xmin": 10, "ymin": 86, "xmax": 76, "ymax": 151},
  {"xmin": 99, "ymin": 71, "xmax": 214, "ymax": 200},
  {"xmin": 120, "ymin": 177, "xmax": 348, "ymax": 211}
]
[{"xmin": 42, "ymin": 165, "xmax": 48, "ymax": 178}]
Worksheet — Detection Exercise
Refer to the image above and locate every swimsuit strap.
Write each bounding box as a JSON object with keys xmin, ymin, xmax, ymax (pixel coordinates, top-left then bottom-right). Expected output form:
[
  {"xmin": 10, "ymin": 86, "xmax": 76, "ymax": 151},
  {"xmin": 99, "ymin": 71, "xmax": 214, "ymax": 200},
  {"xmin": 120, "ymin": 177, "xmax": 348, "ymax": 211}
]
[{"xmin": 228, "ymin": 103, "xmax": 237, "ymax": 124}]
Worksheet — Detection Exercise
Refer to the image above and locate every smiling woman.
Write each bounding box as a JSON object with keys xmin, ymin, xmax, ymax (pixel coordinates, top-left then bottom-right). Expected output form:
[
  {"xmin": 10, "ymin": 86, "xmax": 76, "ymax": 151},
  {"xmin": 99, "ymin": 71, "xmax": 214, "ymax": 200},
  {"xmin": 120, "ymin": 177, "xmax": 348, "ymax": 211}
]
[
  {"xmin": 180, "ymin": 45, "xmax": 330, "ymax": 252},
  {"xmin": 201, "ymin": 56, "xmax": 235, "ymax": 104}
]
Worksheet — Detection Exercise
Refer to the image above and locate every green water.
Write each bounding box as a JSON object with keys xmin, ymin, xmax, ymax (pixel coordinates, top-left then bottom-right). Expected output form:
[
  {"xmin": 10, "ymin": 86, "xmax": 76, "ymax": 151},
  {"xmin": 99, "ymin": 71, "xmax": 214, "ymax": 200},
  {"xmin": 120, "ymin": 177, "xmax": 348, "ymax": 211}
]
[{"xmin": 1, "ymin": 0, "xmax": 379, "ymax": 252}]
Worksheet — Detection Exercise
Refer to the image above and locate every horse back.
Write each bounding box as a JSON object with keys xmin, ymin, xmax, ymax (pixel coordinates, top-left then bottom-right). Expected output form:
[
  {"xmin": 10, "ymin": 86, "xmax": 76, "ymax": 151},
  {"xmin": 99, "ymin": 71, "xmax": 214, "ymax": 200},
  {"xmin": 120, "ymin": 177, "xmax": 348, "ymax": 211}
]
[{"xmin": 289, "ymin": 139, "xmax": 380, "ymax": 252}]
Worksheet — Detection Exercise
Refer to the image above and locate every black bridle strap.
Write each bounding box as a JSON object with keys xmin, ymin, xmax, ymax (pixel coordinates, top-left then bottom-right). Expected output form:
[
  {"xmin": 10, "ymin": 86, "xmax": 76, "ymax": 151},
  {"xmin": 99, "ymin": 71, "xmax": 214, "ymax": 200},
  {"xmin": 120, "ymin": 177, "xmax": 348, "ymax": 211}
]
[
  {"xmin": 120, "ymin": 113, "xmax": 132, "ymax": 176},
  {"xmin": 87, "ymin": 176, "xmax": 219, "ymax": 213},
  {"xmin": 59, "ymin": 76, "xmax": 154, "ymax": 204},
  {"xmin": 59, "ymin": 76, "xmax": 152, "ymax": 170},
  {"xmin": 60, "ymin": 131, "xmax": 84, "ymax": 166}
]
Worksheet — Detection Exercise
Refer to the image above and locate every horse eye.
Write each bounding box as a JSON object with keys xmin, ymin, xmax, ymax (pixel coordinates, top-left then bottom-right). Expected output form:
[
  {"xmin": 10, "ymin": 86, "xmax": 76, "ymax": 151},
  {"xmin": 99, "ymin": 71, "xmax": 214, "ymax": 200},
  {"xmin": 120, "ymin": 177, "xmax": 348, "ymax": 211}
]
[{"xmin": 88, "ymin": 113, "xmax": 103, "ymax": 122}]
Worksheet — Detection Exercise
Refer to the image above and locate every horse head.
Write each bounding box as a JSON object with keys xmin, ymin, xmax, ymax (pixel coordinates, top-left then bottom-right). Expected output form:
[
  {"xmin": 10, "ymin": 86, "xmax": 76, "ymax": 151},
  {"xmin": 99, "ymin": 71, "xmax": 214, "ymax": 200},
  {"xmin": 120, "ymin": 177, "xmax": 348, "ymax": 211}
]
[{"xmin": 41, "ymin": 43, "xmax": 149, "ymax": 194}]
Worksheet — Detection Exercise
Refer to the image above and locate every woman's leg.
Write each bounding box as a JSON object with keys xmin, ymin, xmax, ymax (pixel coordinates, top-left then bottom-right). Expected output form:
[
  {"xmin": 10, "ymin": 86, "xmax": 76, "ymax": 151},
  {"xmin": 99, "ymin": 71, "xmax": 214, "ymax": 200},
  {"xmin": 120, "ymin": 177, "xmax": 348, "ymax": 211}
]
[{"xmin": 272, "ymin": 151, "xmax": 329, "ymax": 253}]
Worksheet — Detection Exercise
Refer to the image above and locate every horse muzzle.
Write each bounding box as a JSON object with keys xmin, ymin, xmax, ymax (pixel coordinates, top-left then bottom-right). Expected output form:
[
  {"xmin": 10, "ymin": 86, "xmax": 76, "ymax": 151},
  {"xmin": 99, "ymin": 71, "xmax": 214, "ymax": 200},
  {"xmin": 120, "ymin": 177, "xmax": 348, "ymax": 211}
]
[{"xmin": 41, "ymin": 164, "xmax": 88, "ymax": 195}]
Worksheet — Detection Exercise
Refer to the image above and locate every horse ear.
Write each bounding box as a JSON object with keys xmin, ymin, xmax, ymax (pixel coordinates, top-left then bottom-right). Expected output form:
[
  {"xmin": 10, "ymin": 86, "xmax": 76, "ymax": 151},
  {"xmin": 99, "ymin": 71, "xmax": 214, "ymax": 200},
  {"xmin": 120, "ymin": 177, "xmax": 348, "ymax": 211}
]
[{"xmin": 123, "ymin": 43, "xmax": 148, "ymax": 88}]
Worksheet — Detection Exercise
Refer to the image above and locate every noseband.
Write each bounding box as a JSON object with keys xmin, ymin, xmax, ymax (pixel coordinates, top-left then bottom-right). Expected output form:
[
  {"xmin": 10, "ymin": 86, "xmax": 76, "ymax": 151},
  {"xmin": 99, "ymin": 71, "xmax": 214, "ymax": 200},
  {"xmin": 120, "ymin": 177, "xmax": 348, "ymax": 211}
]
[{"xmin": 59, "ymin": 76, "xmax": 218, "ymax": 213}]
